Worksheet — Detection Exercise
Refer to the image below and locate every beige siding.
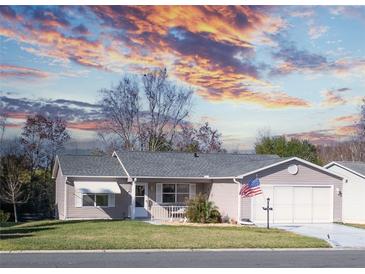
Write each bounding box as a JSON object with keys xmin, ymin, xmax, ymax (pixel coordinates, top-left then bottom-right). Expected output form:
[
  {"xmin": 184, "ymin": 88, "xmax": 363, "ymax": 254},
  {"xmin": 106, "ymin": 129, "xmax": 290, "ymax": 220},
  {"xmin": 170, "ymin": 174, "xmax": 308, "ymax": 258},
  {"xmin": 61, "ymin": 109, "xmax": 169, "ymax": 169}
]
[
  {"xmin": 55, "ymin": 168, "xmax": 65, "ymax": 220},
  {"xmin": 137, "ymin": 179, "xmax": 209, "ymax": 206},
  {"xmin": 208, "ymin": 179, "xmax": 238, "ymax": 222},
  {"xmin": 240, "ymin": 196, "xmax": 251, "ymax": 220},
  {"xmin": 63, "ymin": 177, "xmax": 211, "ymax": 220},
  {"xmin": 65, "ymin": 177, "xmax": 131, "ymax": 219},
  {"xmin": 239, "ymin": 160, "xmax": 343, "ymax": 222}
]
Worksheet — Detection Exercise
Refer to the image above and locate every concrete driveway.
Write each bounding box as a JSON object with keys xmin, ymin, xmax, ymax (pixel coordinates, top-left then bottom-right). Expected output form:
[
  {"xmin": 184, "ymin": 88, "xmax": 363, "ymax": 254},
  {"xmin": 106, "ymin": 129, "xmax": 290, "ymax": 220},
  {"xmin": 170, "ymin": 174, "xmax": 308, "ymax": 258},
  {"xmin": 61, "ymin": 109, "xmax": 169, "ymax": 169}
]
[{"xmin": 267, "ymin": 223, "xmax": 365, "ymax": 248}]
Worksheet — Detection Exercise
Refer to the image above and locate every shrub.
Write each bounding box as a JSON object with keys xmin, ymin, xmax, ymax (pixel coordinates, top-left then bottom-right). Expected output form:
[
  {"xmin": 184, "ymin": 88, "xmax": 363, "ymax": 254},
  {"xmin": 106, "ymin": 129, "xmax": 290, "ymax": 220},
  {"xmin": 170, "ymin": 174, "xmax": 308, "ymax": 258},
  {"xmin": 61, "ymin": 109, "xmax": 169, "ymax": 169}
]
[
  {"xmin": 186, "ymin": 193, "xmax": 222, "ymax": 223},
  {"xmin": 0, "ymin": 210, "xmax": 10, "ymax": 223}
]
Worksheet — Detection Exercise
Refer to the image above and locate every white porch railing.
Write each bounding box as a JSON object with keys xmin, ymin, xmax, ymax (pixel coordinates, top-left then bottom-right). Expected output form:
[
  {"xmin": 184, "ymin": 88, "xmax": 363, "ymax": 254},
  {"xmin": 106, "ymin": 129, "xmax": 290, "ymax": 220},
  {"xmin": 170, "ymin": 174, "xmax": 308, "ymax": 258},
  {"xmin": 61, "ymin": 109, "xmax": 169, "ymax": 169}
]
[{"xmin": 151, "ymin": 205, "xmax": 188, "ymax": 221}]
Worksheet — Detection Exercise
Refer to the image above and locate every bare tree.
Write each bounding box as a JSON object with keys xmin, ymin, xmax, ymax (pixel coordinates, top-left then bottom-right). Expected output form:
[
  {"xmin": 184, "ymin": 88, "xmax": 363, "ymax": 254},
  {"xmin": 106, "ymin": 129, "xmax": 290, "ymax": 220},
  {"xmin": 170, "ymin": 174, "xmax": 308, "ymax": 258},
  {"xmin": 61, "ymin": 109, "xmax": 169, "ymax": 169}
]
[
  {"xmin": 97, "ymin": 131, "xmax": 124, "ymax": 154},
  {"xmin": 0, "ymin": 101, "xmax": 7, "ymax": 147},
  {"xmin": 142, "ymin": 68, "xmax": 193, "ymax": 151},
  {"xmin": 44, "ymin": 117, "xmax": 71, "ymax": 170},
  {"xmin": 359, "ymin": 97, "xmax": 365, "ymax": 140},
  {"xmin": 0, "ymin": 154, "xmax": 30, "ymax": 222},
  {"xmin": 21, "ymin": 114, "xmax": 70, "ymax": 174},
  {"xmin": 100, "ymin": 76, "xmax": 141, "ymax": 150},
  {"xmin": 175, "ymin": 123, "xmax": 199, "ymax": 152},
  {"xmin": 99, "ymin": 69, "xmax": 193, "ymax": 151},
  {"xmin": 195, "ymin": 122, "xmax": 224, "ymax": 153},
  {"xmin": 21, "ymin": 114, "xmax": 49, "ymax": 173},
  {"xmin": 173, "ymin": 122, "xmax": 225, "ymax": 153}
]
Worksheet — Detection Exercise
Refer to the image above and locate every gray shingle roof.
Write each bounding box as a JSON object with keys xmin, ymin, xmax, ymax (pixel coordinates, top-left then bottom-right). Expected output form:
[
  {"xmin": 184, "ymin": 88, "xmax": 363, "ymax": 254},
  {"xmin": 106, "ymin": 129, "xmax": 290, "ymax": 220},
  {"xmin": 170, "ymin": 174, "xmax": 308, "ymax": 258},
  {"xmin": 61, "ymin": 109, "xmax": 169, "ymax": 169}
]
[
  {"xmin": 57, "ymin": 155, "xmax": 127, "ymax": 177},
  {"xmin": 336, "ymin": 161, "xmax": 365, "ymax": 176},
  {"xmin": 114, "ymin": 151, "xmax": 283, "ymax": 178}
]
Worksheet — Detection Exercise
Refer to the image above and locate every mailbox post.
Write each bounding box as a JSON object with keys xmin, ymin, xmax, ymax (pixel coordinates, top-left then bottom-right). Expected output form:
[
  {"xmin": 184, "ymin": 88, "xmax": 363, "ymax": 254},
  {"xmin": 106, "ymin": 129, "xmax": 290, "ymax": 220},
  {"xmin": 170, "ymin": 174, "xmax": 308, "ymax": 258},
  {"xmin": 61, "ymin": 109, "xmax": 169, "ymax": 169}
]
[{"xmin": 262, "ymin": 198, "xmax": 273, "ymax": 229}]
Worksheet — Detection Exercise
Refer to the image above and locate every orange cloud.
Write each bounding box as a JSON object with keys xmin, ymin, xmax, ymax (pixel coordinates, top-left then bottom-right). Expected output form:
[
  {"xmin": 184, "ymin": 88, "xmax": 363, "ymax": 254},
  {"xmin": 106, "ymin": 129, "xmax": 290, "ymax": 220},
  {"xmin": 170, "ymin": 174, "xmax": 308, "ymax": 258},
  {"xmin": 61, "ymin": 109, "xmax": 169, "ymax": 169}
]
[
  {"xmin": 3, "ymin": 111, "xmax": 29, "ymax": 120},
  {"xmin": 4, "ymin": 122, "xmax": 22, "ymax": 129},
  {"xmin": 67, "ymin": 119, "xmax": 109, "ymax": 131},
  {"xmin": 0, "ymin": 64, "xmax": 49, "ymax": 79},
  {"xmin": 333, "ymin": 114, "xmax": 360, "ymax": 124},
  {"xmin": 321, "ymin": 90, "xmax": 347, "ymax": 107},
  {"xmin": 308, "ymin": 25, "xmax": 328, "ymax": 40},
  {"xmin": 0, "ymin": 6, "xmax": 310, "ymax": 109},
  {"xmin": 172, "ymin": 55, "xmax": 310, "ymax": 108},
  {"xmin": 92, "ymin": 6, "xmax": 284, "ymax": 48},
  {"xmin": 285, "ymin": 130, "xmax": 338, "ymax": 145},
  {"xmin": 335, "ymin": 125, "xmax": 358, "ymax": 136},
  {"xmin": 197, "ymin": 88, "xmax": 310, "ymax": 108}
]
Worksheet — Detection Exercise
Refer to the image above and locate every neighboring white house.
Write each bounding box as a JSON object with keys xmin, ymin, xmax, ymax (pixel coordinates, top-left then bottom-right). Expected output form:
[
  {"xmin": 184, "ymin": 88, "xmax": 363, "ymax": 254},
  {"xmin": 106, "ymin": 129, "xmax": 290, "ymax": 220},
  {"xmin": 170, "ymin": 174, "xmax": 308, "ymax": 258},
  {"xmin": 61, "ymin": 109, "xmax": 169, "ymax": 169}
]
[{"xmin": 325, "ymin": 161, "xmax": 365, "ymax": 224}]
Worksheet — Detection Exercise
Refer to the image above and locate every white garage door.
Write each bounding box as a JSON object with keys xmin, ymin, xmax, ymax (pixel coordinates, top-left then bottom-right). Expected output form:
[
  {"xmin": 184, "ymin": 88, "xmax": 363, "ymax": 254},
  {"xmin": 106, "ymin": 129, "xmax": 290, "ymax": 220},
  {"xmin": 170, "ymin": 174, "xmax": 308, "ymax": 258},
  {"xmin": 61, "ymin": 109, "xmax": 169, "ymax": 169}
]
[{"xmin": 252, "ymin": 186, "xmax": 333, "ymax": 224}]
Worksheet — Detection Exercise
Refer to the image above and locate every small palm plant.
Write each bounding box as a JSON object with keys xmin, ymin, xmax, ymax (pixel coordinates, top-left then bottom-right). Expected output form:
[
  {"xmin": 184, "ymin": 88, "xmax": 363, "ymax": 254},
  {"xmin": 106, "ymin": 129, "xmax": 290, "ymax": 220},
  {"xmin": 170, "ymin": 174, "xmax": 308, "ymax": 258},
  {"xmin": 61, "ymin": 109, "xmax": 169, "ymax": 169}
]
[{"xmin": 186, "ymin": 193, "xmax": 221, "ymax": 223}]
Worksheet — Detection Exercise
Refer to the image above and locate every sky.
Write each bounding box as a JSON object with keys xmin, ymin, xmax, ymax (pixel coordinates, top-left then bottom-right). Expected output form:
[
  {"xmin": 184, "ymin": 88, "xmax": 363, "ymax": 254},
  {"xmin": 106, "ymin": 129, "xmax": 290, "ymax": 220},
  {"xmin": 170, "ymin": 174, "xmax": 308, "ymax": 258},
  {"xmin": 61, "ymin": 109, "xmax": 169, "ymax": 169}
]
[{"xmin": 0, "ymin": 5, "xmax": 364, "ymax": 151}]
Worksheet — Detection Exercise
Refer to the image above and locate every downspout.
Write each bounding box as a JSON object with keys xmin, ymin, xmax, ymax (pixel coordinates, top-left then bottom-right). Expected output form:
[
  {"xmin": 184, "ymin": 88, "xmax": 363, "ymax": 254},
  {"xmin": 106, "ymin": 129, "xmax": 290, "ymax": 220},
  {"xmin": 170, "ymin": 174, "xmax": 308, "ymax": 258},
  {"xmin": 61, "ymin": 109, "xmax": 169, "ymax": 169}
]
[
  {"xmin": 233, "ymin": 178, "xmax": 241, "ymax": 223},
  {"xmin": 130, "ymin": 178, "xmax": 137, "ymax": 220},
  {"xmin": 64, "ymin": 177, "xmax": 68, "ymax": 220}
]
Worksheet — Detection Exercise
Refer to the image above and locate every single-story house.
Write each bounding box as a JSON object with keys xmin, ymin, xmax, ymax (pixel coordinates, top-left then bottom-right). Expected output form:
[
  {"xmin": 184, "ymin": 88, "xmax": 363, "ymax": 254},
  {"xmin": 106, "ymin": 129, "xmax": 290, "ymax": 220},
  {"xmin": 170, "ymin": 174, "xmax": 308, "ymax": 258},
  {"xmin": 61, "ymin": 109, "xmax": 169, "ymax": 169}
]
[
  {"xmin": 325, "ymin": 161, "xmax": 365, "ymax": 224},
  {"xmin": 52, "ymin": 151, "xmax": 345, "ymax": 224}
]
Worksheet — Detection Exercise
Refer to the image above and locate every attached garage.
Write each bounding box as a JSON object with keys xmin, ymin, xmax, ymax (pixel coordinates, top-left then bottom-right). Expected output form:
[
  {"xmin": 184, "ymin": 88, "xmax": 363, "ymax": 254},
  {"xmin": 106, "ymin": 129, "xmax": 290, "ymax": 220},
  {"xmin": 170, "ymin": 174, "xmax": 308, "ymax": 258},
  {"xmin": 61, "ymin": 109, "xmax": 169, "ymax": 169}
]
[
  {"xmin": 238, "ymin": 158, "xmax": 344, "ymax": 224},
  {"xmin": 251, "ymin": 185, "xmax": 333, "ymax": 224}
]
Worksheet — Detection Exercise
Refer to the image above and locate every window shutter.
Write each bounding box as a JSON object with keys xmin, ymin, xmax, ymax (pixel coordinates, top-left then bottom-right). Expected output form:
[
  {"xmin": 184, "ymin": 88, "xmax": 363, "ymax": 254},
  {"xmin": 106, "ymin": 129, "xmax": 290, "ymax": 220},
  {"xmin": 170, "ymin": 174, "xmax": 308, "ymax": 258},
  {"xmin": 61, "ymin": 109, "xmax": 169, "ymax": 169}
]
[
  {"xmin": 156, "ymin": 183, "xmax": 162, "ymax": 203},
  {"xmin": 75, "ymin": 192, "xmax": 82, "ymax": 207},
  {"xmin": 108, "ymin": 194, "xmax": 115, "ymax": 207},
  {"xmin": 189, "ymin": 184, "xmax": 196, "ymax": 199}
]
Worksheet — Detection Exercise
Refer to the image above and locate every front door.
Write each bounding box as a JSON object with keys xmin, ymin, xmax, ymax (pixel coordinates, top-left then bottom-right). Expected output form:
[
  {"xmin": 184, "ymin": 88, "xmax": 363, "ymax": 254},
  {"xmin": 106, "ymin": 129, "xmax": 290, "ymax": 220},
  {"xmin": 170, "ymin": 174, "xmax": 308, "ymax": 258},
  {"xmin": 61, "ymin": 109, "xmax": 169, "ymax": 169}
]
[{"xmin": 135, "ymin": 183, "xmax": 148, "ymax": 218}]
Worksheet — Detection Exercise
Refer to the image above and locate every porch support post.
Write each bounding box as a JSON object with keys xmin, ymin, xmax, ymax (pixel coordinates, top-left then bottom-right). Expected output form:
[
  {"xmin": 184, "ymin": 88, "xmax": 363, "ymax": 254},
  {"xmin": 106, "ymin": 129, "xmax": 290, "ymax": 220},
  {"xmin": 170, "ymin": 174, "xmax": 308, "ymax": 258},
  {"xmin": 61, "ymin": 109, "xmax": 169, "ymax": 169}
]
[
  {"xmin": 131, "ymin": 178, "xmax": 136, "ymax": 220},
  {"xmin": 233, "ymin": 178, "xmax": 241, "ymax": 224}
]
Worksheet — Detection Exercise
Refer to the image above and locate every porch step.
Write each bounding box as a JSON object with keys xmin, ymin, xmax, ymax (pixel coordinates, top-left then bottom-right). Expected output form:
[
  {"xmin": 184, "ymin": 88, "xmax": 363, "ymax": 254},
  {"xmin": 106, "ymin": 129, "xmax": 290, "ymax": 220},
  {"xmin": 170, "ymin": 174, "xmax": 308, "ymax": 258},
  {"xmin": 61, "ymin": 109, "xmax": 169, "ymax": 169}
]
[{"xmin": 239, "ymin": 219, "xmax": 255, "ymax": 225}]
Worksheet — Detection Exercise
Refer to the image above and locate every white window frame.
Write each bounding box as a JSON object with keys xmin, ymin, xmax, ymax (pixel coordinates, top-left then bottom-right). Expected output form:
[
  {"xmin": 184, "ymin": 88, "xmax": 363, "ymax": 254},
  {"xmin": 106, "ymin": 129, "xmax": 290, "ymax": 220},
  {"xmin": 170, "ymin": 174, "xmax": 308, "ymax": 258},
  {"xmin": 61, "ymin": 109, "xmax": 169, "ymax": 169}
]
[
  {"xmin": 162, "ymin": 183, "xmax": 190, "ymax": 204},
  {"xmin": 82, "ymin": 193, "xmax": 110, "ymax": 208}
]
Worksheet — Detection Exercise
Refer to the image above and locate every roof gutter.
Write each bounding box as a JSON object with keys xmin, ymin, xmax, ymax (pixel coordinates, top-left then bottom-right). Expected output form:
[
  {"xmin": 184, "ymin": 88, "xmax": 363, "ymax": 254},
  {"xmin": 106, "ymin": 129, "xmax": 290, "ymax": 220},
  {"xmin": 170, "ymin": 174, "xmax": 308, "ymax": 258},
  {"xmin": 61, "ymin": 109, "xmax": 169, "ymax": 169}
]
[
  {"xmin": 112, "ymin": 151, "xmax": 132, "ymax": 182},
  {"xmin": 130, "ymin": 176, "xmax": 234, "ymax": 180}
]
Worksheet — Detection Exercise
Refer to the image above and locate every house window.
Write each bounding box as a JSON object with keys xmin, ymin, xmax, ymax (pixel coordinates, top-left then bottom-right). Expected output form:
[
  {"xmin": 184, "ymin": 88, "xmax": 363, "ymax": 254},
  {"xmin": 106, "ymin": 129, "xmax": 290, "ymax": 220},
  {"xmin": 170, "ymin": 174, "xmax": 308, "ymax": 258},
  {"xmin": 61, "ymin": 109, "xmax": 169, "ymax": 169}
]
[
  {"xmin": 162, "ymin": 184, "xmax": 190, "ymax": 204},
  {"xmin": 82, "ymin": 194, "xmax": 109, "ymax": 207}
]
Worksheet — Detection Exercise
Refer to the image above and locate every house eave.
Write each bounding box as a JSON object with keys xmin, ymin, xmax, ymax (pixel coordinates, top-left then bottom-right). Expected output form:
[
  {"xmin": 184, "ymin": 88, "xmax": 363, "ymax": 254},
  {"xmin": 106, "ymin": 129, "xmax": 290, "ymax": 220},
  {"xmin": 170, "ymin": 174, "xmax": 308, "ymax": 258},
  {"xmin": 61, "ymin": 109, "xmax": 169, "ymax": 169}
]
[
  {"xmin": 235, "ymin": 157, "xmax": 344, "ymax": 180},
  {"xmin": 324, "ymin": 161, "xmax": 365, "ymax": 180}
]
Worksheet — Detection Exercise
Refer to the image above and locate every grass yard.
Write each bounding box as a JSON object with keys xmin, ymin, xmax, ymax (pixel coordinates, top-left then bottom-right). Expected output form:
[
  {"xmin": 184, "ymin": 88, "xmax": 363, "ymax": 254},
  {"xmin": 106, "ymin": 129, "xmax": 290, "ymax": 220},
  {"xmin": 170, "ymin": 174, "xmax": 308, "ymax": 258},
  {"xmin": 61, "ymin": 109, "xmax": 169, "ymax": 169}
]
[
  {"xmin": 0, "ymin": 220, "xmax": 329, "ymax": 250},
  {"xmin": 344, "ymin": 223, "xmax": 365, "ymax": 229}
]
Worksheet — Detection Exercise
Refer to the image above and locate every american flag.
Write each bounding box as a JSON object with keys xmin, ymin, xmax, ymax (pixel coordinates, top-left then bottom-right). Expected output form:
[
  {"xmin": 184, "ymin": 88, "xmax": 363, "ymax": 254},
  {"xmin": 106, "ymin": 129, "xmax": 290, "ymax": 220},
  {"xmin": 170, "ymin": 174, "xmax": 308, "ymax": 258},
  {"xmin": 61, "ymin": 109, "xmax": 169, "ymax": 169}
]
[{"xmin": 239, "ymin": 177, "xmax": 263, "ymax": 198}]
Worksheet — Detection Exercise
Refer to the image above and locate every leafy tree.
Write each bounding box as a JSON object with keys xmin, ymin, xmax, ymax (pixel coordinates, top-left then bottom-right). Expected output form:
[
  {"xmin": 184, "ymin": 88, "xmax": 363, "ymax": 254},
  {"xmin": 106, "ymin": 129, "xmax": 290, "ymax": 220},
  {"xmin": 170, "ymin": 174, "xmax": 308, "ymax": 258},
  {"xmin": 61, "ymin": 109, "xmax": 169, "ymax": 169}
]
[
  {"xmin": 0, "ymin": 154, "xmax": 30, "ymax": 222},
  {"xmin": 255, "ymin": 135, "xmax": 320, "ymax": 164}
]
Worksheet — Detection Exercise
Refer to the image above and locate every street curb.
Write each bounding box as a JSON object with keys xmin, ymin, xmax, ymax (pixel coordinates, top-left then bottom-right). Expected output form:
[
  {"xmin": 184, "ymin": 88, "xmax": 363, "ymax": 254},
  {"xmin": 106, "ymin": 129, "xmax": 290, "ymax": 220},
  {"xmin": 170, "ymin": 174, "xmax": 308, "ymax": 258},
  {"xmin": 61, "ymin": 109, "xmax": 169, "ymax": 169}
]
[{"xmin": 2, "ymin": 247, "xmax": 365, "ymax": 254}]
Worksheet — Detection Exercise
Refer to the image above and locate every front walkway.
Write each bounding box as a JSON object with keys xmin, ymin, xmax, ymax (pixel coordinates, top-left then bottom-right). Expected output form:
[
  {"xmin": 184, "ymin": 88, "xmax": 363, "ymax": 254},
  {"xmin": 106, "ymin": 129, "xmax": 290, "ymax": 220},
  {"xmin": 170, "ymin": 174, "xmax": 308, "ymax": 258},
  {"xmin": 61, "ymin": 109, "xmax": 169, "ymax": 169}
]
[{"xmin": 263, "ymin": 223, "xmax": 365, "ymax": 248}]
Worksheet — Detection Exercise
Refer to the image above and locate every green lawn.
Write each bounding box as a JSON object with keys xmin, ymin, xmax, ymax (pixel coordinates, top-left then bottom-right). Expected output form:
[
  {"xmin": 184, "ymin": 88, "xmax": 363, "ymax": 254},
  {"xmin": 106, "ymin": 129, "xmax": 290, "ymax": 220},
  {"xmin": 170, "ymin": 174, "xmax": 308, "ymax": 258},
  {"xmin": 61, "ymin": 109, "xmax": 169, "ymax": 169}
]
[{"xmin": 0, "ymin": 220, "xmax": 330, "ymax": 250}]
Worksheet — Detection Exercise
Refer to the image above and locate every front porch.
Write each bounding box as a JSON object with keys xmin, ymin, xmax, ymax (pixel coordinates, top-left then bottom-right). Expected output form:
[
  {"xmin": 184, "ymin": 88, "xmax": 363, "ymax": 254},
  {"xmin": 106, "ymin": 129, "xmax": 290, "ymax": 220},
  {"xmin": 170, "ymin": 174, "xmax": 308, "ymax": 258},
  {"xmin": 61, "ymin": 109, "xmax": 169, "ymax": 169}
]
[{"xmin": 129, "ymin": 181, "xmax": 209, "ymax": 220}]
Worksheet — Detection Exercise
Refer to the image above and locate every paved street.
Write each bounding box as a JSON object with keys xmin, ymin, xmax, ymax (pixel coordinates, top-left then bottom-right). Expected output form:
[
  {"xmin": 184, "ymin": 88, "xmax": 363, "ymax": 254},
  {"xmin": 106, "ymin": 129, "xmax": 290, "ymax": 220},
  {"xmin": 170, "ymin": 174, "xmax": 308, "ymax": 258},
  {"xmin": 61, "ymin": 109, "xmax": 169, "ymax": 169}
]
[{"xmin": 1, "ymin": 250, "xmax": 365, "ymax": 267}]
